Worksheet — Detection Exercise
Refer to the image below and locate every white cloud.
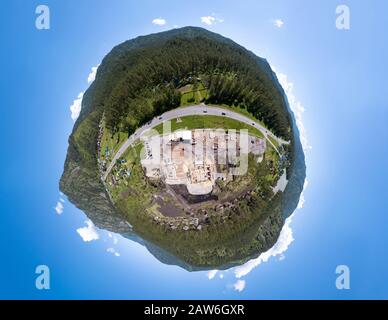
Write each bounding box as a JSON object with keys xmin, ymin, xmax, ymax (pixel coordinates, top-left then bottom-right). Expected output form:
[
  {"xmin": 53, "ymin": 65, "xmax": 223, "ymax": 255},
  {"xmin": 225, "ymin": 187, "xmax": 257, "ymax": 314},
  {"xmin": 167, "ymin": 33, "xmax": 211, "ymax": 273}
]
[
  {"xmin": 152, "ymin": 18, "xmax": 167, "ymax": 26},
  {"xmin": 201, "ymin": 16, "xmax": 216, "ymax": 25},
  {"xmin": 70, "ymin": 92, "xmax": 83, "ymax": 122},
  {"xmin": 108, "ymin": 232, "xmax": 119, "ymax": 245},
  {"xmin": 207, "ymin": 270, "xmax": 218, "ymax": 280},
  {"xmin": 297, "ymin": 180, "xmax": 309, "ymax": 209},
  {"xmin": 54, "ymin": 192, "xmax": 65, "ymax": 215},
  {"xmin": 54, "ymin": 201, "xmax": 64, "ymax": 215},
  {"xmin": 69, "ymin": 65, "xmax": 99, "ymax": 121},
  {"xmin": 107, "ymin": 247, "xmax": 120, "ymax": 257},
  {"xmin": 201, "ymin": 15, "xmax": 224, "ymax": 26},
  {"xmin": 276, "ymin": 71, "xmax": 311, "ymax": 152},
  {"xmin": 77, "ymin": 220, "xmax": 99, "ymax": 242},
  {"xmin": 273, "ymin": 19, "xmax": 284, "ymax": 28},
  {"xmin": 234, "ymin": 216, "xmax": 294, "ymax": 278},
  {"xmin": 233, "ymin": 279, "xmax": 246, "ymax": 292},
  {"xmin": 87, "ymin": 65, "xmax": 99, "ymax": 83}
]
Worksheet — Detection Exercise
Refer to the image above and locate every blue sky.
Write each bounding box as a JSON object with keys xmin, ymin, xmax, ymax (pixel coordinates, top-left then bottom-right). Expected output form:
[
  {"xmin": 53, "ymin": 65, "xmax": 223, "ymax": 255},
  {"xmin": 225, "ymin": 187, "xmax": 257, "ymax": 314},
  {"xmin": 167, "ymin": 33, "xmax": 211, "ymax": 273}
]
[{"xmin": 0, "ymin": 0, "xmax": 387, "ymax": 299}]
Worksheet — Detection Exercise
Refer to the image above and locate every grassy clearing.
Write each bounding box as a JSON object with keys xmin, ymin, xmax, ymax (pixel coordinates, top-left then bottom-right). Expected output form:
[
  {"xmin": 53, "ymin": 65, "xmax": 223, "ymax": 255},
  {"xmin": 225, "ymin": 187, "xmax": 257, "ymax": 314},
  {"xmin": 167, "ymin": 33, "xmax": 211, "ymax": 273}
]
[
  {"xmin": 180, "ymin": 83, "xmax": 209, "ymax": 106},
  {"xmin": 100, "ymin": 124, "xmax": 127, "ymax": 161},
  {"xmin": 263, "ymin": 144, "xmax": 281, "ymax": 186},
  {"xmin": 106, "ymin": 142, "xmax": 156, "ymax": 205}
]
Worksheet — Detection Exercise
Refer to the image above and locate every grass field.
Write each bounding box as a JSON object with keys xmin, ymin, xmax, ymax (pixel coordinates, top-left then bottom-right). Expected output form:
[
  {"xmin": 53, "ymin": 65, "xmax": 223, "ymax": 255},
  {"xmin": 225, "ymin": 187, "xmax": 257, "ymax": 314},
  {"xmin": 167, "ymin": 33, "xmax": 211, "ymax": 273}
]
[
  {"xmin": 206, "ymin": 103, "xmax": 269, "ymax": 130},
  {"xmin": 268, "ymin": 135, "xmax": 280, "ymax": 149},
  {"xmin": 152, "ymin": 115, "xmax": 264, "ymax": 138}
]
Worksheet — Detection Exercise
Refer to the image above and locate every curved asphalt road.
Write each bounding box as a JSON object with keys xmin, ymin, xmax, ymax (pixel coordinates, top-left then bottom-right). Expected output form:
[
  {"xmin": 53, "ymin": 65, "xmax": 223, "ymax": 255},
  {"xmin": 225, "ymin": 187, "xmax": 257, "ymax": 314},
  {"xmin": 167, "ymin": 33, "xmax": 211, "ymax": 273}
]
[{"xmin": 102, "ymin": 104, "xmax": 289, "ymax": 180}]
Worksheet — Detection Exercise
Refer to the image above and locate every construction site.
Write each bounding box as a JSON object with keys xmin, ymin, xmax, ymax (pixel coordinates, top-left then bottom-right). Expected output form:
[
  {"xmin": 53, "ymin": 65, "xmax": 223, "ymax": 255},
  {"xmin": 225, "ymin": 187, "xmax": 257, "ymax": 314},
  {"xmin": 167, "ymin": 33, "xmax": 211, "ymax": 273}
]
[{"xmin": 141, "ymin": 129, "xmax": 266, "ymax": 196}]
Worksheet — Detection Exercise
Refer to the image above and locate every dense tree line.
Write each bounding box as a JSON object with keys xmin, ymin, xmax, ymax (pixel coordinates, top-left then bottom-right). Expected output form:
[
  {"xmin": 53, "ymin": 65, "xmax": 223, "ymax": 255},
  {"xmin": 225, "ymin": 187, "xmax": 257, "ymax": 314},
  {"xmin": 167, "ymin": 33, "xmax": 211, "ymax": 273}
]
[{"xmin": 153, "ymin": 85, "xmax": 181, "ymax": 115}]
